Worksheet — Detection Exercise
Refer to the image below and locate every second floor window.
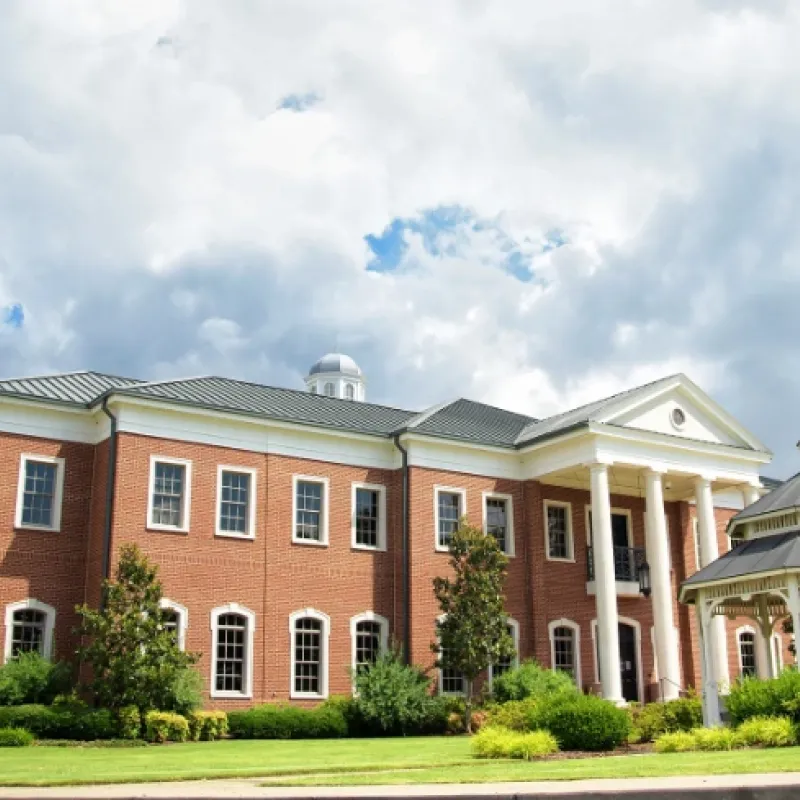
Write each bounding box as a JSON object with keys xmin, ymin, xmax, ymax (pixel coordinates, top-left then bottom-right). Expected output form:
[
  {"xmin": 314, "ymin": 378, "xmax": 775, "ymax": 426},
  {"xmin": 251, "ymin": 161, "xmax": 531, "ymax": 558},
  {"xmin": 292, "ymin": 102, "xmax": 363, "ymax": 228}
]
[
  {"xmin": 546, "ymin": 502, "xmax": 573, "ymax": 560},
  {"xmin": 353, "ymin": 484, "xmax": 386, "ymax": 549},
  {"xmin": 436, "ymin": 488, "xmax": 463, "ymax": 550},
  {"xmin": 149, "ymin": 458, "xmax": 191, "ymax": 531},
  {"xmin": 16, "ymin": 455, "xmax": 65, "ymax": 532},
  {"xmin": 294, "ymin": 477, "xmax": 328, "ymax": 544},
  {"xmin": 485, "ymin": 495, "xmax": 513, "ymax": 555},
  {"xmin": 218, "ymin": 468, "xmax": 255, "ymax": 538}
]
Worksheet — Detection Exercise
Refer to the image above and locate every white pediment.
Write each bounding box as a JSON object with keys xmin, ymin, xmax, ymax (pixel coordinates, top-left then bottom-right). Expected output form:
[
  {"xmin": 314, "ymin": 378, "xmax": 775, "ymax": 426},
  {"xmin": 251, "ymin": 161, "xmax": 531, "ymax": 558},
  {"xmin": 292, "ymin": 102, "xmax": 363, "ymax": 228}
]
[{"xmin": 600, "ymin": 377, "xmax": 767, "ymax": 452}]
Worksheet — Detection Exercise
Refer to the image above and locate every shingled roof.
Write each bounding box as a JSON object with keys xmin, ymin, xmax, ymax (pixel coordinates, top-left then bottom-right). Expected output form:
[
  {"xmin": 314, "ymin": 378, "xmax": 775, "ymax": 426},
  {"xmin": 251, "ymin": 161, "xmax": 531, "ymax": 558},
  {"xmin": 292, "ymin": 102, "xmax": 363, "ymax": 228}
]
[{"xmin": 731, "ymin": 472, "xmax": 800, "ymax": 522}]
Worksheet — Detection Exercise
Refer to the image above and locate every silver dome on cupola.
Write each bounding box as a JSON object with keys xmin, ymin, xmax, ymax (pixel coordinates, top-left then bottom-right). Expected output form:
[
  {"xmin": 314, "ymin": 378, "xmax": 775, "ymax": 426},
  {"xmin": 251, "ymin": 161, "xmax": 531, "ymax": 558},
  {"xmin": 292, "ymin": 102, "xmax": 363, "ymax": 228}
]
[{"xmin": 305, "ymin": 353, "xmax": 365, "ymax": 401}]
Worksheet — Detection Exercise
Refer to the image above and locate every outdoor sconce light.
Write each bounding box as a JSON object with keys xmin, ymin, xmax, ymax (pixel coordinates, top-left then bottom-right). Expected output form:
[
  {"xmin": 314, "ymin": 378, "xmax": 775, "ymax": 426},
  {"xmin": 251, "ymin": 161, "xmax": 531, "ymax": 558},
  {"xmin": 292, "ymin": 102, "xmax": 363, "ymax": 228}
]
[{"xmin": 639, "ymin": 561, "xmax": 652, "ymax": 598}]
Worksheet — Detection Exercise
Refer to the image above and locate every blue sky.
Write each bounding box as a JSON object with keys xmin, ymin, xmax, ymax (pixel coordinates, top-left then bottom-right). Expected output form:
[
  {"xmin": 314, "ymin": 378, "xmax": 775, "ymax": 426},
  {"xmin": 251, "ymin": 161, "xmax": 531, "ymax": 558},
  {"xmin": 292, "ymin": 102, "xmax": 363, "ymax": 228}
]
[{"xmin": 1, "ymin": 1, "xmax": 799, "ymax": 477}]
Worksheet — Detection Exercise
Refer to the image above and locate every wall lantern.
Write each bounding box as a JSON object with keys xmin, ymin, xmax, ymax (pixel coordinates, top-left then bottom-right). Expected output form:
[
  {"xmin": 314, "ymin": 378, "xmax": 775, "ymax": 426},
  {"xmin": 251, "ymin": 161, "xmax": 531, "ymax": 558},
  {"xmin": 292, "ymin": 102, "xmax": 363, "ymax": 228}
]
[{"xmin": 639, "ymin": 561, "xmax": 652, "ymax": 598}]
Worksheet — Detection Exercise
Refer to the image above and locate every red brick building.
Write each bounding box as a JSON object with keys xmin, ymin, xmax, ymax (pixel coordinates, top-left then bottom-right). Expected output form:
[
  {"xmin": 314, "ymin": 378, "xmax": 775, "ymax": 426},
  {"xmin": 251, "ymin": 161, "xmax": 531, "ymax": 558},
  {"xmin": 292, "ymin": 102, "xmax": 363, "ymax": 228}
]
[{"xmin": 0, "ymin": 356, "xmax": 786, "ymax": 708}]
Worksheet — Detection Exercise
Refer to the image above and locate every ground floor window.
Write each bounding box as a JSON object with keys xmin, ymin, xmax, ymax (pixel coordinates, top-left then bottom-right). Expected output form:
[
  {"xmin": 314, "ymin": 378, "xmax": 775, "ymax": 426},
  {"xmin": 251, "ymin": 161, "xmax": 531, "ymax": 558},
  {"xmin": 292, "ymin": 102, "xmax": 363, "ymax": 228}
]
[
  {"xmin": 4, "ymin": 600, "xmax": 55, "ymax": 662},
  {"xmin": 737, "ymin": 628, "xmax": 757, "ymax": 678},
  {"xmin": 549, "ymin": 619, "xmax": 579, "ymax": 682},
  {"xmin": 350, "ymin": 613, "xmax": 388, "ymax": 674},
  {"xmin": 489, "ymin": 619, "xmax": 519, "ymax": 682},
  {"xmin": 291, "ymin": 609, "xmax": 330, "ymax": 698},
  {"xmin": 211, "ymin": 604, "xmax": 255, "ymax": 698}
]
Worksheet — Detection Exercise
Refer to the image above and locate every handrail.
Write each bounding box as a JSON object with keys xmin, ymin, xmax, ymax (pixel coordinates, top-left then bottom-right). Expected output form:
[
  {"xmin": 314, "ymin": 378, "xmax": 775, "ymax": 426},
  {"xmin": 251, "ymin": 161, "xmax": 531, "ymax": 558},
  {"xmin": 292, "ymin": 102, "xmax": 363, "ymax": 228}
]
[{"xmin": 587, "ymin": 545, "xmax": 646, "ymax": 582}]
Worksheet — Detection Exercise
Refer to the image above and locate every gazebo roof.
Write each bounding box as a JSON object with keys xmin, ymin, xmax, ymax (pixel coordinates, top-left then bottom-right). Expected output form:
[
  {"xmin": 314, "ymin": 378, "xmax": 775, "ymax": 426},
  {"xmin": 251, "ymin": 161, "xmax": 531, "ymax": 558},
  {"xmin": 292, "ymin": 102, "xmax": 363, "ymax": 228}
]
[
  {"xmin": 732, "ymin": 471, "xmax": 800, "ymax": 522},
  {"xmin": 681, "ymin": 529, "xmax": 800, "ymax": 594}
]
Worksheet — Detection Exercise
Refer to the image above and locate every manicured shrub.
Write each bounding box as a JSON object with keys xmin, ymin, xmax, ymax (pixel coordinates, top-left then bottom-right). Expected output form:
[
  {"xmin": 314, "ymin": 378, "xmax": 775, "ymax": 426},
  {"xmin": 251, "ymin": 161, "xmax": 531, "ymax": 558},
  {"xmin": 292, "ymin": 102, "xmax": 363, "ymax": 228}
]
[
  {"xmin": 0, "ymin": 727, "xmax": 34, "ymax": 747},
  {"xmin": 472, "ymin": 727, "xmax": 558, "ymax": 760},
  {"xmin": 187, "ymin": 710, "xmax": 229, "ymax": 741},
  {"xmin": 692, "ymin": 726, "xmax": 736, "ymax": 751},
  {"xmin": 492, "ymin": 660, "xmax": 579, "ymax": 704},
  {"xmin": 734, "ymin": 716, "xmax": 796, "ymax": 748},
  {"xmin": 320, "ymin": 695, "xmax": 369, "ymax": 736},
  {"xmin": 144, "ymin": 711, "xmax": 189, "ymax": 743},
  {"xmin": 485, "ymin": 700, "xmax": 538, "ymax": 731},
  {"xmin": 0, "ymin": 652, "xmax": 72, "ymax": 706},
  {"xmin": 117, "ymin": 706, "xmax": 141, "ymax": 740},
  {"xmin": 228, "ymin": 704, "xmax": 347, "ymax": 740},
  {"xmin": 629, "ymin": 697, "xmax": 703, "ymax": 742},
  {"xmin": 0, "ymin": 704, "xmax": 117, "ymax": 740},
  {"xmin": 727, "ymin": 670, "xmax": 800, "ymax": 725},
  {"xmin": 530, "ymin": 694, "xmax": 631, "ymax": 752},
  {"xmin": 654, "ymin": 730, "xmax": 696, "ymax": 753},
  {"xmin": 162, "ymin": 667, "xmax": 204, "ymax": 716}
]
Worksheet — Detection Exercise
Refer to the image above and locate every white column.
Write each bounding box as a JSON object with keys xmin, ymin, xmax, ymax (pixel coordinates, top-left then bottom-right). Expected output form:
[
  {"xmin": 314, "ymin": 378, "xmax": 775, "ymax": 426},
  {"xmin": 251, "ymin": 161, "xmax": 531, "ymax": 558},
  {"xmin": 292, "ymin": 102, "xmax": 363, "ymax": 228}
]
[
  {"xmin": 742, "ymin": 484, "xmax": 760, "ymax": 508},
  {"xmin": 695, "ymin": 476, "xmax": 730, "ymax": 690},
  {"xmin": 697, "ymin": 591, "xmax": 721, "ymax": 726},
  {"xmin": 756, "ymin": 596, "xmax": 775, "ymax": 679},
  {"xmin": 590, "ymin": 463, "xmax": 623, "ymax": 704},
  {"xmin": 788, "ymin": 577, "xmax": 800, "ymax": 669},
  {"xmin": 754, "ymin": 628, "xmax": 770, "ymax": 679},
  {"xmin": 644, "ymin": 469, "xmax": 681, "ymax": 701}
]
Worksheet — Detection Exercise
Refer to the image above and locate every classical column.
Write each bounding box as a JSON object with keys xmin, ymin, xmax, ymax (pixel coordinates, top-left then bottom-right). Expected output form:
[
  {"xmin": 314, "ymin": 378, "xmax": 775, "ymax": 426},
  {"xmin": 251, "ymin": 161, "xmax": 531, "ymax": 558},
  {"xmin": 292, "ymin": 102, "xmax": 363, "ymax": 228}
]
[
  {"xmin": 742, "ymin": 484, "xmax": 761, "ymax": 508},
  {"xmin": 644, "ymin": 469, "xmax": 681, "ymax": 701},
  {"xmin": 694, "ymin": 476, "xmax": 730, "ymax": 689},
  {"xmin": 697, "ymin": 590, "xmax": 721, "ymax": 726},
  {"xmin": 756, "ymin": 595, "xmax": 775, "ymax": 679},
  {"xmin": 787, "ymin": 577, "xmax": 800, "ymax": 669},
  {"xmin": 590, "ymin": 463, "xmax": 623, "ymax": 704}
]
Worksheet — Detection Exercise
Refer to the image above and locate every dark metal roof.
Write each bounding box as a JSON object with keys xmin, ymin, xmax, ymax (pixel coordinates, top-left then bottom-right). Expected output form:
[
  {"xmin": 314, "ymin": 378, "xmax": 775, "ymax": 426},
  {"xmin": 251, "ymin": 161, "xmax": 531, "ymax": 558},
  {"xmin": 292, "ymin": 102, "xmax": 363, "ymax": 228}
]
[
  {"xmin": 0, "ymin": 371, "xmax": 142, "ymax": 406},
  {"xmin": 682, "ymin": 530, "xmax": 800, "ymax": 589},
  {"xmin": 308, "ymin": 353, "xmax": 362, "ymax": 377},
  {"xmin": 732, "ymin": 472, "xmax": 800, "ymax": 522}
]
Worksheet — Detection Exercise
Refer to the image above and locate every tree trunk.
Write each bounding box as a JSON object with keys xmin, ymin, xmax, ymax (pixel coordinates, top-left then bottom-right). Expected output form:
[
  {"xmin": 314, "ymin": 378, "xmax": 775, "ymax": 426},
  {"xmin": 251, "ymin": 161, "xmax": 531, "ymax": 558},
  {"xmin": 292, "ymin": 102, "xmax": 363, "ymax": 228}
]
[{"xmin": 464, "ymin": 678, "xmax": 473, "ymax": 734}]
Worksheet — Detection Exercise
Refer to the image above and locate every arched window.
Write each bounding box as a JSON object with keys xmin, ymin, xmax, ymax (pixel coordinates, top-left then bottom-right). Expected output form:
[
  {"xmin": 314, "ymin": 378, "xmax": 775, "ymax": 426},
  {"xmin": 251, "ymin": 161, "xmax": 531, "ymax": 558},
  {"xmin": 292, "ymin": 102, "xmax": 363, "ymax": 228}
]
[
  {"xmin": 210, "ymin": 604, "xmax": 255, "ymax": 698},
  {"xmin": 290, "ymin": 609, "xmax": 330, "ymax": 699},
  {"xmin": 548, "ymin": 618, "xmax": 581, "ymax": 688},
  {"xmin": 737, "ymin": 627, "xmax": 757, "ymax": 678},
  {"xmin": 324, "ymin": 382, "xmax": 335, "ymax": 397},
  {"xmin": 490, "ymin": 618, "xmax": 519, "ymax": 683},
  {"xmin": 345, "ymin": 383, "xmax": 355, "ymax": 400},
  {"xmin": 4, "ymin": 600, "xmax": 56, "ymax": 662},
  {"xmin": 350, "ymin": 612, "xmax": 389, "ymax": 674},
  {"xmin": 160, "ymin": 599, "xmax": 188, "ymax": 651}
]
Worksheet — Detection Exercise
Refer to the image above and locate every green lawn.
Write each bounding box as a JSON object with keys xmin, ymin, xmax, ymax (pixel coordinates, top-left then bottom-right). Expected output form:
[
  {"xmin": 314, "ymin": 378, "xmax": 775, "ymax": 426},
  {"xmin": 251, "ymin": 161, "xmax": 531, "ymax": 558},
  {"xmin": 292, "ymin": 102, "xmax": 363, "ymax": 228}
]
[{"xmin": 2, "ymin": 738, "xmax": 800, "ymax": 788}]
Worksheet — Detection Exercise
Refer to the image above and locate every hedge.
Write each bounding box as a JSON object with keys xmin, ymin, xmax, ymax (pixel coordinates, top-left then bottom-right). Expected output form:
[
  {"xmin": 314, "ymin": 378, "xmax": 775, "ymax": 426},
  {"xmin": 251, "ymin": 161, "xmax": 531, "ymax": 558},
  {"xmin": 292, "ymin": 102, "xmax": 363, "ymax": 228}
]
[
  {"xmin": 0, "ymin": 727, "xmax": 34, "ymax": 747},
  {"xmin": 726, "ymin": 671, "xmax": 800, "ymax": 725},
  {"xmin": 654, "ymin": 718, "xmax": 796, "ymax": 753},
  {"xmin": 188, "ymin": 710, "xmax": 228, "ymax": 741},
  {"xmin": 0, "ymin": 704, "xmax": 117, "ymax": 740},
  {"xmin": 628, "ymin": 697, "xmax": 703, "ymax": 742},
  {"xmin": 529, "ymin": 694, "xmax": 631, "ymax": 751},
  {"xmin": 144, "ymin": 711, "xmax": 189, "ymax": 743},
  {"xmin": 228, "ymin": 703, "xmax": 348, "ymax": 739},
  {"xmin": 472, "ymin": 727, "xmax": 558, "ymax": 760}
]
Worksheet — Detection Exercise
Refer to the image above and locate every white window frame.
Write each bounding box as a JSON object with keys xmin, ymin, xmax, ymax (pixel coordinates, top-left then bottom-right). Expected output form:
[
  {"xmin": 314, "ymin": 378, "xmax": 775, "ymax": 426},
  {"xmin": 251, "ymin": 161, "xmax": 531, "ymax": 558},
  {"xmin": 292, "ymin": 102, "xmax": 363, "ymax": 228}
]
[
  {"xmin": 290, "ymin": 608, "xmax": 330, "ymax": 699},
  {"xmin": 590, "ymin": 616, "xmax": 643, "ymax": 703},
  {"xmin": 544, "ymin": 500, "xmax": 574, "ymax": 562},
  {"xmin": 351, "ymin": 482, "xmax": 387, "ymax": 551},
  {"xmin": 147, "ymin": 456, "xmax": 192, "ymax": 533},
  {"xmin": 489, "ymin": 617, "xmax": 520, "ymax": 686},
  {"xmin": 584, "ymin": 505, "xmax": 633, "ymax": 548},
  {"xmin": 215, "ymin": 465, "xmax": 257, "ymax": 539},
  {"xmin": 736, "ymin": 625, "xmax": 758, "ymax": 678},
  {"xmin": 4, "ymin": 599, "xmax": 56, "ymax": 662},
  {"xmin": 349, "ymin": 611, "xmax": 389, "ymax": 675},
  {"xmin": 434, "ymin": 486, "xmax": 467, "ymax": 553},
  {"xmin": 160, "ymin": 599, "xmax": 188, "ymax": 651},
  {"xmin": 548, "ymin": 618, "xmax": 581, "ymax": 689},
  {"xmin": 15, "ymin": 454, "xmax": 65, "ymax": 533},
  {"xmin": 436, "ymin": 613, "xmax": 466, "ymax": 696},
  {"xmin": 482, "ymin": 492, "xmax": 515, "ymax": 557},
  {"xmin": 210, "ymin": 603, "xmax": 255, "ymax": 699},
  {"xmin": 292, "ymin": 475, "xmax": 330, "ymax": 546}
]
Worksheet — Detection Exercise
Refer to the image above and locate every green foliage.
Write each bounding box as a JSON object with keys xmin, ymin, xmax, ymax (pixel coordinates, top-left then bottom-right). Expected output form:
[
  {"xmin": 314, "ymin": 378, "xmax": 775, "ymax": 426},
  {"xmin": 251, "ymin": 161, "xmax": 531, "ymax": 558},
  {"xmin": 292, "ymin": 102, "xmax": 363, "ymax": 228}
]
[
  {"xmin": 0, "ymin": 727, "xmax": 34, "ymax": 747},
  {"xmin": 628, "ymin": 697, "xmax": 704, "ymax": 743},
  {"xmin": 727, "ymin": 670, "xmax": 800, "ymax": 724},
  {"xmin": 472, "ymin": 726, "xmax": 558, "ymax": 760},
  {"xmin": 352, "ymin": 647, "xmax": 444, "ymax": 735},
  {"xmin": 485, "ymin": 699, "xmax": 538, "ymax": 731},
  {"xmin": 228, "ymin": 704, "xmax": 348, "ymax": 739},
  {"xmin": 433, "ymin": 522, "xmax": 514, "ymax": 731},
  {"xmin": 164, "ymin": 668, "xmax": 204, "ymax": 716},
  {"xmin": 0, "ymin": 652, "xmax": 72, "ymax": 706},
  {"xmin": 529, "ymin": 694, "xmax": 631, "ymax": 752},
  {"xmin": 187, "ymin": 711, "xmax": 228, "ymax": 741},
  {"xmin": 76, "ymin": 544, "xmax": 200, "ymax": 712},
  {"xmin": 0, "ymin": 704, "xmax": 117, "ymax": 740},
  {"xmin": 692, "ymin": 726, "xmax": 736, "ymax": 751},
  {"xmin": 116, "ymin": 706, "xmax": 141, "ymax": 740},
  {"xmin": 734, "ymin": 716, "xmax": 796, "ymax": 748},
  {"xmin": 653, "ymin": 730, "xmax": 697, "ymax": 753},
  {"xmin": 144, "ymin": 711, "xmax": 189, "ymax": 743},
  {"xmin": 491, "ymin": 660, "xmax": 579, "ymax": 704}
]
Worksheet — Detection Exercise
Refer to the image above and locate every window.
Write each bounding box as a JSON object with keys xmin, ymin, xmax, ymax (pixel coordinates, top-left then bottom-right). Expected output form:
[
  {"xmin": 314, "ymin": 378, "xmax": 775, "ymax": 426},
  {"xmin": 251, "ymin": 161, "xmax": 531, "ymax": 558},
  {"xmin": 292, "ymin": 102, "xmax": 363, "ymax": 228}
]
[
  {"xmin": 211, "ymin": 604, "xmax": 255, "ymax": 698},
  {"xmin": 216, "ymin": 467, "xmax": 256, "ymax": 538},
  {"xmin": 4, "ymin": 600, "xmax": 55, "ymax": 662},
  {"xmin": 345, "ymin": 383, "xmax": 355, "ymax": 400},
  {"xmin": 490, "ymin": 619, "xmax": 519, "ymax": 683},
  {"xmin": 292, "ymin": 476, "xmax": 329, "ymax": 545},
  {"xmin": 737, "ymin": 628, "xmax": 757, "ymax": 678},
  {"xmin": 437, "ymin": 614, "xmax": 465, "ymax": 695},
  {"xmin": 148, "ymin": 457, "xmax": 192, "ymax": 532},
  {"xmin": 548, "ymin": 619, "xmax": 580, "ymax": 687},
  {"xmin": 160, "ymin": 599, "xmax": 187, "ymax": 651},
  {"xmin": 351, "ymin": 483, "xmax": 386, "ymax": 550},
  {"xmin": 15, "ymin": 454, "xmax": 65, "ymax": 531},
  {"xmin": 545, "ymin": 501, "xmax": 573, "ymax": 561},
  {"xmin": 350, "ymin": 612, "xmax": 388, "ymax": 674},
  {"xmin": 324, "ymin": 382, "xmax": 335, "ymax": 397},
  {"xmin": 483, "ymin": 493, "xmax": 514, "ymax": 556},
  {"xmin": 435, "ymin": 487, "xmax": 465, "ymax": 551},
  {"xmin": 290, "ymin": 609, "xmax": 330, "ymax": 698}
]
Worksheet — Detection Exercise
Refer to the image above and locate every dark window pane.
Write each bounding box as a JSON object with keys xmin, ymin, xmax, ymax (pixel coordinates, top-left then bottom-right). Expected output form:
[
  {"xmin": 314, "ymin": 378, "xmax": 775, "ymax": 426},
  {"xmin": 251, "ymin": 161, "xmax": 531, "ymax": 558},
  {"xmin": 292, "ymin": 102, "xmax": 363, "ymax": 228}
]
[
  {"xmin": 11, "ymin": 609, "xmax": 47, "ymax": 657},
  {"xmin": 214, "ymin": 613, "xmax": 247, "ymax": 693},
  {"xmin": 21, "ymin": 461, "xmax": 58, "ymax": 527},
  {"xmin": 296, "ymin": 481, "xmax": 324, "ymax": 541},
  {"xmin": 739, "ymin": 632, "xmax": 757, "ymax": 678},
  {"xmin": 438, "ymin": 492, "xmax": 461, "ymax": 548},
  {"xmin": 547, "ymin": 505, "xmax": 569, "ymax": 559},
  {"xmin": 219, "ymin": 471, "xmax": 251, "ymax": 534},
  {"xmin": 294, "ymin": 617, "xmax": 323, "ymax": 694},
  {"xmin": 355, "ymin": 488, "xmax": 380, "ymax": 547},
  {"xmin": 152, "ymin": 462, "xmax": 186, "ymax": 527},
  {"xmin": 486, "ymin": 498, "xmax": 508, "ymax": 553},
  {"xmin": 553, "ymin": 626, "xmax": 575, "ymax": 677}
]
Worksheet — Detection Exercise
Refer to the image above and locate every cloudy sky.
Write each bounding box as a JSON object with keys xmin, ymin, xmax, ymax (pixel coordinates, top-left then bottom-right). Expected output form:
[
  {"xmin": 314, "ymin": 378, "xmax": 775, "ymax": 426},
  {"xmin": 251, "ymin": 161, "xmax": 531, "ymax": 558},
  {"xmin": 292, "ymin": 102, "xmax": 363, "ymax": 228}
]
[{"xmin": 1, "ymin": 1, "xmax": 798, "ymax": 476}]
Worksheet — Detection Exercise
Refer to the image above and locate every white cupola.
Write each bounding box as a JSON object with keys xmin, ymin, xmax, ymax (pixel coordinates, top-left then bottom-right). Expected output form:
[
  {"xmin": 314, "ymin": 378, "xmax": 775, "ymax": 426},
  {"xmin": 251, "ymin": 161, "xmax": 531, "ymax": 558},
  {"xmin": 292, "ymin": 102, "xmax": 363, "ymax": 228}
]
[{"xmin": 305, "ymin": 353, "xmax": 366, "ymax": 401}]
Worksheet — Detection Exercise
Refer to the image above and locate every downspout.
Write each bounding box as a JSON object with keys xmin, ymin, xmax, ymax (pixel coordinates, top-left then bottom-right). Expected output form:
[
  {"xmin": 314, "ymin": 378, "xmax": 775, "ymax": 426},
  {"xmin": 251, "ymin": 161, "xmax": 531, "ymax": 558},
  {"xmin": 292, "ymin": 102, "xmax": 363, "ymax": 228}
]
[
  {"xmin": 393, "ymin": 434, "xmax": 411, "ymax": 665},
  {"xmin": 100, "ymin": 398, "xmax": 118, "ymax": 609}
]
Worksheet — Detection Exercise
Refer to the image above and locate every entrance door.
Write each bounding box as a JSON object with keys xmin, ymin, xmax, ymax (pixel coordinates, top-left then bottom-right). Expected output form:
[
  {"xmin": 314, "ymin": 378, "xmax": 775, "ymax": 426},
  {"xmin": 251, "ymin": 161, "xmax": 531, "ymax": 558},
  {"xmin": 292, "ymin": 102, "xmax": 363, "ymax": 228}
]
[{"xmin": 618, "ymin": 623, "xmax": 639, "ymax": 703}]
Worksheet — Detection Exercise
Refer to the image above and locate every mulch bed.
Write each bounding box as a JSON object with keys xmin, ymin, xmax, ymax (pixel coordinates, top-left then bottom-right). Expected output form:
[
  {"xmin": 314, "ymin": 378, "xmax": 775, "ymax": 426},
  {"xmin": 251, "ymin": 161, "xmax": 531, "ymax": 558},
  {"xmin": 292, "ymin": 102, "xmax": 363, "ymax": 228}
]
[{"xmin": 536, "ymin": 743, "xmax": 654, "ymax": 761}]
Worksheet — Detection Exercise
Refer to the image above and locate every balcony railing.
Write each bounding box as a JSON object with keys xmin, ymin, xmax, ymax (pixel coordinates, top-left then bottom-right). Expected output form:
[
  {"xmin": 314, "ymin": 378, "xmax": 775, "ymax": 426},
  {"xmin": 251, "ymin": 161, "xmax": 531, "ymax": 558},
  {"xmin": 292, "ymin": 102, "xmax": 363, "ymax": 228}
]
[{"xmin": 587, "ymin": 545, "xmax": 646, "ymax": 583}]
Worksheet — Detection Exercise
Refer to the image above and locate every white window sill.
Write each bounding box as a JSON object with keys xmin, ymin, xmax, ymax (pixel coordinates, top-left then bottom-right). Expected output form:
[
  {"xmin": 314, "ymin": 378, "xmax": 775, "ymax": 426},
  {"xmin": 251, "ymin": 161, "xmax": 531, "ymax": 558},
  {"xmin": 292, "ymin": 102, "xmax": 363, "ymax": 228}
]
[
  {"xmin": 210, "ymin": 690, "xmax": 252, "ymax": 700},
  {"xmin": 352, "ymin": 543, "xmax": 387, "ymax": 553},
  {"xmin": 290, "ymin": 691, "xmax": 328, "ymax": 700},
  {"xmin": 15, "ymin": 523, "xmax": 60, "ymax": 533},
  {"xmin": 435, "ymin": 544, "xmax": 451, "ymax": 553},
  {"xmin": 215, "ymin": 530, "xmax": 256, "ymax": 540},
  {"xmin": 292, "ymin": 538, "xmax": 329, "ymax": 547},
  {"xmin": 147, "ymin": 525, "xmax": 190, "ymax": 535},
  {"xmin": 546, "ymin": 555, "xmax": 576, "ymax": 564}
]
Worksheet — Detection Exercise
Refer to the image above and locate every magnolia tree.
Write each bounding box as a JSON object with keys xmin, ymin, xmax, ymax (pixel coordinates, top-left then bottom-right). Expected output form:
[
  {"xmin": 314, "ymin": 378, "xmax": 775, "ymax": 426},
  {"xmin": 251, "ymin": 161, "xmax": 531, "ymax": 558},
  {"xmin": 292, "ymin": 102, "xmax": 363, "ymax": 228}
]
[
  {"xmin": 76, "ymin": 544, "xmax": 200, "ymax": 712},
  {"xmin": 432, "ymin": 521, "xmax": 515, "ymax": 733}
]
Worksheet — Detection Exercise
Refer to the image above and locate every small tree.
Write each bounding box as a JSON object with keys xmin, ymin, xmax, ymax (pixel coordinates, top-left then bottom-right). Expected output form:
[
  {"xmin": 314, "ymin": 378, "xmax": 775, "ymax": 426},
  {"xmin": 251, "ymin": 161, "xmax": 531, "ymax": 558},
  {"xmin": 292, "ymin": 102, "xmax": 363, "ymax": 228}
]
[
  {"xmin": 432, "ymin": 521, "xmax": 514, "ymax": 732},
  {"xmin": 76, "ymin": 544, "xmax": 199, "ymax": 712}
]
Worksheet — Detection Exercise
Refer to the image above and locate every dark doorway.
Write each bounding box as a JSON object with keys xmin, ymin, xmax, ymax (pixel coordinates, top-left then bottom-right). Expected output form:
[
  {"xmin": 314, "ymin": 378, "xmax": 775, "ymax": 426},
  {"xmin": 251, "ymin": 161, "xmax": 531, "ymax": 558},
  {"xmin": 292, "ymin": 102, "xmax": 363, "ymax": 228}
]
[
  {"xmin": 611, "ymin": 514, "xmax": 630, "ymax": 549},
  {"xmin": 619, "ymin": 623, "xmax": 639, "ymax": 703}
]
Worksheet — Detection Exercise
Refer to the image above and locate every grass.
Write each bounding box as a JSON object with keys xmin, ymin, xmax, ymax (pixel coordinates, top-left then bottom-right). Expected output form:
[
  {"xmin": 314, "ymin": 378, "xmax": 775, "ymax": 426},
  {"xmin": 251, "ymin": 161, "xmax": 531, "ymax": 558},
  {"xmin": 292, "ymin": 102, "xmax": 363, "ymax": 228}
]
[
  {"xmin": 0, "ymin": 737, "xmax": 472, "ymax": 787},
  {"xmin": 269, "ymin": 747, "xmax": 800, "ymax": 787}
]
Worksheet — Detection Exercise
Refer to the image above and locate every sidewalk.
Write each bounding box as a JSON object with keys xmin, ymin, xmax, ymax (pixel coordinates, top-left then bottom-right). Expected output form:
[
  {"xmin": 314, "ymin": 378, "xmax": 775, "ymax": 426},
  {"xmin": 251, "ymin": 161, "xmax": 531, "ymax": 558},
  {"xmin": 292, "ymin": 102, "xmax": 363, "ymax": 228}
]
[{"xmin": 1, "ymin": 772, "xmax": 799, "ymax": 800}]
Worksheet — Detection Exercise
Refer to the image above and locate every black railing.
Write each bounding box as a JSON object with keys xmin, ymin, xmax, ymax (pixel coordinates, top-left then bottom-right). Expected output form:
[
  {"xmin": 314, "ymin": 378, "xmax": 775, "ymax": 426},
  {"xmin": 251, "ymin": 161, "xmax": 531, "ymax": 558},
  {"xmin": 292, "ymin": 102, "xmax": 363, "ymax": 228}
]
[{"xmin": 587, "ymin": 545, "xmax": 646, "ymax": 583}]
